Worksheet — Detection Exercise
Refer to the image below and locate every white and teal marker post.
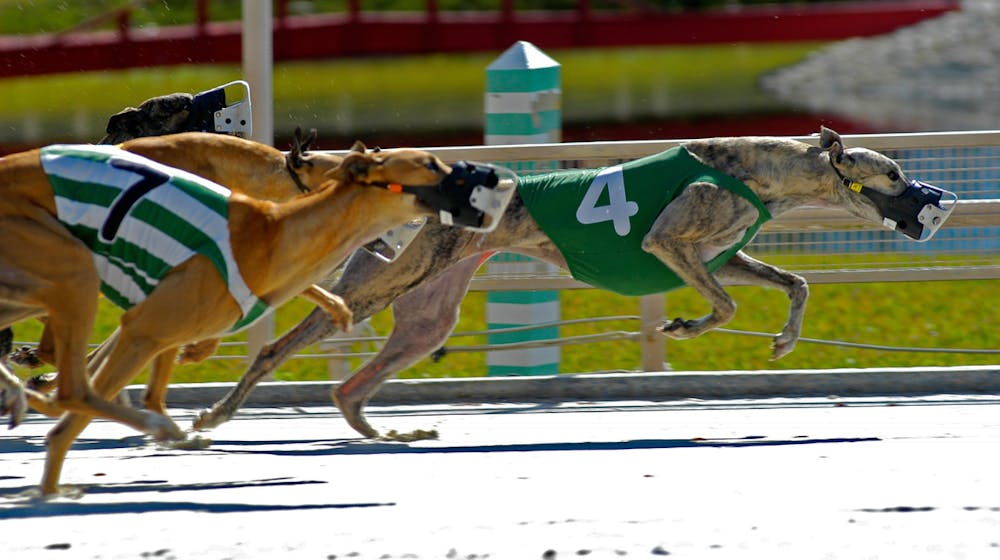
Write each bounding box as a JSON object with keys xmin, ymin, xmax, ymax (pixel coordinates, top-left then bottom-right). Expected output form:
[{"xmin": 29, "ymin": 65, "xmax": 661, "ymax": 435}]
[{"xmin": 484, "ymin": 41, "xmax": 561, "ymax": 376}]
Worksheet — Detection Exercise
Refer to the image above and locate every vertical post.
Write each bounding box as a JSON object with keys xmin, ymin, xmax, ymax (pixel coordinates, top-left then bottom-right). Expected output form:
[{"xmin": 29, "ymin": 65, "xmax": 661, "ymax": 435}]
[
  {"xmin": 484, "ymin": 41, "xmax": 561, "ymax": 376},
  {"xmin": 242, "ymin": 0, "xmax": 275, "ymax": 362},
  {"xmin": 639, "ymin": 294, "xmax": 667, "ymax": 371}
]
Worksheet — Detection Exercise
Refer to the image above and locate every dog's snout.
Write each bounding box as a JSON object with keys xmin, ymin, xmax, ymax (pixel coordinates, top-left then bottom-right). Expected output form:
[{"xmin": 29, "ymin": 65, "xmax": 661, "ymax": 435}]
[{"xmin": 425, "ymin": 158, "xmax": 450, "ymax": 176}]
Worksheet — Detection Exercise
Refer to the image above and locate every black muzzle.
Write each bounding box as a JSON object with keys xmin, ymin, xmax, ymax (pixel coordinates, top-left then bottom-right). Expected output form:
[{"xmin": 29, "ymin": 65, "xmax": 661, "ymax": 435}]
[
  {"xmin": 402, "ymin": 161, "xmax": 516, "ymax": 231},
  {"xmin": 852, "ymin": 179, "xmax": 957, "ymax": 242},
  {"xmin": 365, "ymin": 160, "xmax": 516, "ymax": 262},
  {"xmin": 190, "ymin": 80, "xmax": 252, "ymax": 138}
]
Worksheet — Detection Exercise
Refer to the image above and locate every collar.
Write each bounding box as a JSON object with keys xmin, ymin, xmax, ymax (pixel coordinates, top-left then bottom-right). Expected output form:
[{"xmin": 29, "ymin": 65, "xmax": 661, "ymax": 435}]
[
  {"xmin": 284, "ymin": 154, "xmax": 312, "ymax": 193},
  {"xmin": 829, "ymin": 159, "xmax": 865, "ymax": 193}
]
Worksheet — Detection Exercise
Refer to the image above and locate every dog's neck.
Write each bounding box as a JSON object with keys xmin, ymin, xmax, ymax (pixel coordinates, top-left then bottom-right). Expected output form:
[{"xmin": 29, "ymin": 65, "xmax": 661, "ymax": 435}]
[
  {"xmin": 230, "ymin": 183, "xmax": 429, "ymax": 301},
  {"xmin": 682, "ymin": 137, "xmax": 862, "ymax": 218}
]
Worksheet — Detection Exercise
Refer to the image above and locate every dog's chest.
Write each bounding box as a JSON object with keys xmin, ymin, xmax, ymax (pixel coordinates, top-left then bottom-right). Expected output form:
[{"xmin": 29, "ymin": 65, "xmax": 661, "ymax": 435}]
[
  {"xmin": 40, "ymin": 145, "xmax": 268, "ymax": 331},
  {"xmin": 517, "ymin": 146, "xmax": 770, "ymax": 296}
]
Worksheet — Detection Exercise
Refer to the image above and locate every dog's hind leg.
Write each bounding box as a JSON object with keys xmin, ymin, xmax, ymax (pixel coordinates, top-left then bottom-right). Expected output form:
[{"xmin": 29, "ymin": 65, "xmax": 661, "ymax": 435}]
[
  {"xmin": 192, "ymin": 308, "xmax": 331, "ymax": 430},
  {"xmin": 142, "ymin": 347, "xmax": 180, "ymax": 415},
  {"xmin": 714, "ymin": 251, "xmax": 809, "ymax": 360},
  {"xmin": 41, "ymin": 324, "xmax": 190, "ymax": 495},
  {"xmin": 641, "ymin": 182, "xmax": 761, "ymax": 339},
  {"xmin": 333, "ymin": 256, "xmax": 481, "ymax": 438}
]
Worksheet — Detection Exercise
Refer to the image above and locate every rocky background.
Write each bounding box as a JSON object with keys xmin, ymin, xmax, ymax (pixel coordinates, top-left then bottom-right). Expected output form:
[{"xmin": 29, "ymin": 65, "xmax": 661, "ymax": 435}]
[{"xmin": 761, "ymin": 0, "xmax": 999, "ymax": 132}]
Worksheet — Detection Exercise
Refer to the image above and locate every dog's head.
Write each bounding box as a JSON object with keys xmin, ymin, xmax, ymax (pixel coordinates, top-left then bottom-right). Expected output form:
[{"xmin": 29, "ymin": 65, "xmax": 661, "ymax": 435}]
[
  {"xmin": 820, "ymin": 127, "xmax": 956, "ymax": 241},
  {"xmin": 101, "ymin": 93, "xmax": 195, "ymax": 145},
  {"xmin": 100, "ymin": 81, "xmax": 252, "ymax": 144},
  {"xmin": 329, "ymin": 141, "xmax": 452, "ymax": 187},
  {"xmin": 330, "ymin": 141, "xmax": 515, "ymax": 261}
]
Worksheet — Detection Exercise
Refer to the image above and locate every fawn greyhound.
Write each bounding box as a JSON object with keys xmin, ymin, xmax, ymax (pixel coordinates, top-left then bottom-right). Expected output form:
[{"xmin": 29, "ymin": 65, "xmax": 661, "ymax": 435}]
[
  {"xmin": 7, "ymin": 129, "xmax": 341, "ymax": 401},
  {"xmin": 193, "ymin": 127, "xmax": 956, "ymax": 439},
  {"xmin": 2, "ymin": 83, "xmax": 260, "ymax": 372},
  {"xmin": 0, "ymin": 138, "xmax": 509, "ymax": 495}
]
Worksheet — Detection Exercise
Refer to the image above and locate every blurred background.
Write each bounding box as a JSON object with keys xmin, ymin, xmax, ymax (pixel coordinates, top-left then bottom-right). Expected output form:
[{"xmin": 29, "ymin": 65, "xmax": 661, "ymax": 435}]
[{"xmin": 0, "ymin": 0, "xmax": 989, "ymax": 152}]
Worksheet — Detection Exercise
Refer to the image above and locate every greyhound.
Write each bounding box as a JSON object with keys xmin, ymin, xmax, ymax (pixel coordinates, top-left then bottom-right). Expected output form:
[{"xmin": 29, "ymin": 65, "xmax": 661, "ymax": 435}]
[
  {"xmin": 195, "ymin": 129, "xmax": 952, "ymax": 437},
  {"xmin": 4, "ymin": 82, "xmax": 265, "ymax": 374}
]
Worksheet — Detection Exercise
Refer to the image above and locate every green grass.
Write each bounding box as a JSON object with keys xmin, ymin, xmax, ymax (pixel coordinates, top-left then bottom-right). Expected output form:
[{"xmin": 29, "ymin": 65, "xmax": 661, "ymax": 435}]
[{"xmin": 8, "ymin": 275, "xmax": 997, "ymax": 384}]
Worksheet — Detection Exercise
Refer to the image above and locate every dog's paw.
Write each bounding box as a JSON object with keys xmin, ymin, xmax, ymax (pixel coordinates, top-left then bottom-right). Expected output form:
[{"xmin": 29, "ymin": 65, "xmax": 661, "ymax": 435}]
[
  {"xmin": 770, "ymin": 332, "xmax": 798, "ymax": 361},
  {"xmin": 158, "ymin": 434, "xmax": 213, "ymax": 451},
  {"xmin": 26, "ymin": 372, "xmax": 58, "ymax": 393},
  {"xmin": 9, "ymin": 345, "xmax": 44, "ymax": 369},
  {"xmin": 658, "ymin": 317, "xmax": 698, "ymax": 339},
  {"xmin": 327, "ymin": 305, "xmax": 353, "ymax": 333},
  {"xmin": 191, "ymin": 407, "xmax": 225, "ymax": 432},
  {"xmin": 177, "ymin": 339, "xmax": 221, "ymax": 365},
  {"xmin": 0, "ymin": 384, "xmax": 28, "ymax": 430},
  {"xmin": 145, "ymin": 413, "xmax": 186, "ymax": 442}
]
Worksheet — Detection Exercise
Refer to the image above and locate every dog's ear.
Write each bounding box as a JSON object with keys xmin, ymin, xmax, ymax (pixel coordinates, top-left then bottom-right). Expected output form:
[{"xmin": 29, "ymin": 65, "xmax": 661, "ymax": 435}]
[
  {"xmin": 104, "ymin": 108, "xmax": 141, "ymax": 137},
  {"xmin": 819, "ymin": 126, "xmax": 842, "ymax": 149},
  {"xmin": 288, "ymin": 126, "xmax": 318, "ymax": 168},
  {"xmin": 819, "ymin": 126, "xmax": 845, "ymax": 164},
  {"xmin": 349, "ymin": 140, "xmax": 367, "ymax": 154},
  {"xmin": 328, "ymin": 152, "xmax": 372, "ymax": 183}
]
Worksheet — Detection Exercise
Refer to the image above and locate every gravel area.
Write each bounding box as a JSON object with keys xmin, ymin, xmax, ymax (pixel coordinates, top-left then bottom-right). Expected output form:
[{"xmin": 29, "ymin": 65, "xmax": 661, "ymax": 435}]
[{"xmin": 761, "ymin": 0, "xmax": 1000, "ymax": 131}]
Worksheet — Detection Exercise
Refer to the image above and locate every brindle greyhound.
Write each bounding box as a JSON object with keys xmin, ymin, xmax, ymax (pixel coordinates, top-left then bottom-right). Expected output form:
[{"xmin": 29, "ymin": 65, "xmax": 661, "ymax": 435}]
[{"xmin": 192, "ymin": 127, "xmax": 956, "ymax": 439}]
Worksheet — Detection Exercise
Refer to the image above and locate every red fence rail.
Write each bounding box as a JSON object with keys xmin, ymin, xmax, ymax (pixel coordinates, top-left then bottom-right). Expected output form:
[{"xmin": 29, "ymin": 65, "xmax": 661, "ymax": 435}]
[{"xmin": 0, "ymin": 0, "xmax": 957, "ymax": 78}]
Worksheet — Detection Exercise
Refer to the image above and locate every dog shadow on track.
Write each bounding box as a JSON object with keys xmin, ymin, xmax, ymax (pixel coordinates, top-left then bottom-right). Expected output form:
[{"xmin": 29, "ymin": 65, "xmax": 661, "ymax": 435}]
[
  {"xmin": 0, "ymin": 476, "xmax": 393, "ymax": 519},
  {"xmin": 204, "ymin": 435, "xmax": 883, "ymax": 457}
]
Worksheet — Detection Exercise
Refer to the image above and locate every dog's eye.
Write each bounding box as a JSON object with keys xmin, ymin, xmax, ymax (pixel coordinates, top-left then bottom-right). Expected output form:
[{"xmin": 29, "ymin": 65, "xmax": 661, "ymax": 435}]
[
  {"xmin": 425, "ymin": 160, "xmax": 441, "ymax": 172},
  {"xmin": 887, "ymin": 170, "xmax": 900, "ymax": 181}
]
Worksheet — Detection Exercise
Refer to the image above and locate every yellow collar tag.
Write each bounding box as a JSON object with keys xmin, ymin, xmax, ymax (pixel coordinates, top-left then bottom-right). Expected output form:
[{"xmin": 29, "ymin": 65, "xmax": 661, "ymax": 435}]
[{"xmin": 849, "ymin": 181, "xmax": 864, "ymax": 193}]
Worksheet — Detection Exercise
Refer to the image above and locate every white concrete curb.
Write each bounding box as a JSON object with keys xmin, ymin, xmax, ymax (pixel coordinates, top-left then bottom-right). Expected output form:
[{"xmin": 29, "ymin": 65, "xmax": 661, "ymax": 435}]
[{"xmin": 135, "ymin": 365, "xmax": 1000, "ymax": 409}]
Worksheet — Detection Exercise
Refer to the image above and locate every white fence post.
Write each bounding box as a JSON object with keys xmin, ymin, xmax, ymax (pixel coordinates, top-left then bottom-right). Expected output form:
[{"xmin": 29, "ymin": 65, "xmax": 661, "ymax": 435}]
[
  {"xmin": 484, "ymin": 41, "xmax": 562, "ymax": 376},
  {"xmin": 242, "ymin": 0, "xmax": 275, "ymax": 362}
]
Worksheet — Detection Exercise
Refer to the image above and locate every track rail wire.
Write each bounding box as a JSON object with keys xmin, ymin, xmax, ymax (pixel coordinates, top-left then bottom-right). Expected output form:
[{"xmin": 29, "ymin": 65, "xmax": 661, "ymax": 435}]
[{"xmin": 13, "ymin": 313, "xmax": 998, "ymax": 365}]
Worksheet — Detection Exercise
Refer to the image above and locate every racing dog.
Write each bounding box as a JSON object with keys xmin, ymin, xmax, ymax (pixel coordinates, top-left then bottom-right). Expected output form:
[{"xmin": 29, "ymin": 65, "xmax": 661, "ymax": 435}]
[
  {"xmin": 194, "ymin": 127, "xmax": 956, "ymax": 438},
  {"xmin": 0, "ymin": 140, "xmax": 476, "ymax": 495},
  {"xmin": 3, "ymin": 83, "xmax": 259, "ymax": 370},
  {"xmin": 12, "ymin": 129, "xmax": 342, "ymax": 411}
]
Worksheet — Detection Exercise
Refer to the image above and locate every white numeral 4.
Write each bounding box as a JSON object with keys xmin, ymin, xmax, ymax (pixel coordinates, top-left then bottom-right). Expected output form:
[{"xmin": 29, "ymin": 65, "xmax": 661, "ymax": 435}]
[{"xmin": 575, "ymin": 166, "xmax": 638, "ymax": 236}]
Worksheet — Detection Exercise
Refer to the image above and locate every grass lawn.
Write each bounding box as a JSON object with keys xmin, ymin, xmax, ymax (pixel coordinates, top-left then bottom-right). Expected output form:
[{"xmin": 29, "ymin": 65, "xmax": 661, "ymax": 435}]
[{"xmin": 8, "ymin": 274, "xmax": 997, "ymax": 384}]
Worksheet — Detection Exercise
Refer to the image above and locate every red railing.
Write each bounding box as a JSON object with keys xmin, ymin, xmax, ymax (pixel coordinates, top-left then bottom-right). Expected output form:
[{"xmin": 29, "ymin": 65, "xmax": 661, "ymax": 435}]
[{"xmin": 0, "ymin": 0, "xmax": 958, "ymax": 78}]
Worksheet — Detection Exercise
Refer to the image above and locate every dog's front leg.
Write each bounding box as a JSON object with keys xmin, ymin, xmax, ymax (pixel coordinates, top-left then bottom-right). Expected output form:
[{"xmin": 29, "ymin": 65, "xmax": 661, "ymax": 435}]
[
  {"xmin": 333, "ymin": 255, "xmax": 481, "ymax": 438},
  {"xmin": 715, "ymin": 251, "xmax": 809, "ymax": 360},
  {"xmin": 642, "ymin": 182, "xmax": 760, "ymax": 339}
]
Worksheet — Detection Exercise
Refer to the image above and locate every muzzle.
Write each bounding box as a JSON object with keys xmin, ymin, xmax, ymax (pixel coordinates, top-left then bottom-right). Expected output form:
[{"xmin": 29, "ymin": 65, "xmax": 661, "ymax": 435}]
[
  {"xmin": 189, "ymin": 80, "xmax": 253, "ymax": 138},
  {"xmin": 364, "ymin": 161, "xmax": 517, "ymax": 262},
  {"xmin": 848, "ymin": 179, "xmax": 957, "ymax": 242}
]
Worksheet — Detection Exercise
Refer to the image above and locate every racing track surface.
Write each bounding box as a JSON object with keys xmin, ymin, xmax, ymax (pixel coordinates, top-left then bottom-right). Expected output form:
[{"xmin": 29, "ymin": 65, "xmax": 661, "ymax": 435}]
[{"xmin": 2, "ymin": 394, "xmax": 1000, "ymax": 559}]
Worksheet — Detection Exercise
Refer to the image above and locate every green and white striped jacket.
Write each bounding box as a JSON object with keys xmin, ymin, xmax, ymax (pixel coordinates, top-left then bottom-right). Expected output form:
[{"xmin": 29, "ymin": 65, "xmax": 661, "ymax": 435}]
[{"xmin": 40, "ymin": 144, "xmax": 270, "ymax": 332}]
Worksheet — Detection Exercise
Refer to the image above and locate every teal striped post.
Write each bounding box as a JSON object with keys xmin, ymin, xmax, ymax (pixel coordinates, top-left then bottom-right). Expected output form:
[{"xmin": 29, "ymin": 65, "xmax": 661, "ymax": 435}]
[{"xmin": 485, "ymin": 41, "xmax": 561, "ymax": 376}]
